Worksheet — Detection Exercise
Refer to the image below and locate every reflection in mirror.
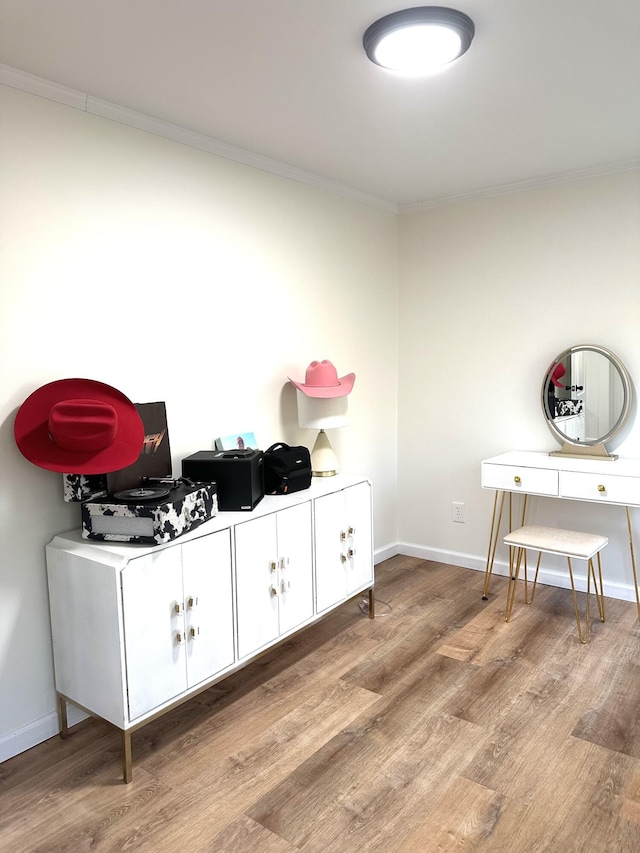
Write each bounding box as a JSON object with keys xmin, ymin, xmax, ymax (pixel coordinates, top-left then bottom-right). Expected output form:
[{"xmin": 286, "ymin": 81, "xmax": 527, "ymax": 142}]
[{"xmin": 542, "ymin": 344, "xmax": 632, "ymax": 460}]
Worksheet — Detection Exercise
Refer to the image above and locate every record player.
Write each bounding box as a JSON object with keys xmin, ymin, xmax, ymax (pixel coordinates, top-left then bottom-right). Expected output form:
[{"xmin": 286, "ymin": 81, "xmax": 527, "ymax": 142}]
[
  {"xmin": 81, "ymin": 402, "xmax": 218, "ymax": 545},
  {"xmin": 81, "ymin": 477, "xmax": 218, "ymax": 546}
]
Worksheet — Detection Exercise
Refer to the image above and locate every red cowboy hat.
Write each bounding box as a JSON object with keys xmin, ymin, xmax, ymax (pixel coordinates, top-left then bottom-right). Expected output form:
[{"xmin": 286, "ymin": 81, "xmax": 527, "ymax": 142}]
[
  {"xmin": 289, "ymin": 360, "xmax": 355, "ymax": 398},
  {"xmin": 550, "ymin": 362, "xmax": 566, "ymax": 388},
  {"xmin": 14, "ymin": 378, "xmax": 144, "ymax": 474}
]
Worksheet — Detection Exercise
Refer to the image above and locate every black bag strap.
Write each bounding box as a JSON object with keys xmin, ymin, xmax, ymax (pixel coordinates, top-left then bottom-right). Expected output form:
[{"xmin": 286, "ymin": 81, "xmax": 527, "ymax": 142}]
[{"xmin": 265, "ymin": 443, "xmax": 290, "ymax": 454}]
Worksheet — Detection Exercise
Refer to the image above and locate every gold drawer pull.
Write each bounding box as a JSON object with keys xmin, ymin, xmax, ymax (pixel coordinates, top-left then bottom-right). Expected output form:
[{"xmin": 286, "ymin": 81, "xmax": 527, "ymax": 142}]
[
  {"xmin": 598, "ymin": 484, "xmax": 606, "ymax": 493},
  {"xmin": 514, "ymin": 476, "xmax": 521, "ymax": 484}
]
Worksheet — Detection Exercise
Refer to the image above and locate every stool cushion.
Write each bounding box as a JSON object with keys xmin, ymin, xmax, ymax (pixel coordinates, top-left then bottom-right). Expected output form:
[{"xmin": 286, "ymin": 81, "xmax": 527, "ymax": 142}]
[{"xmin": 503, "ymin": 525, "xmax": 608, "ymax": 560}]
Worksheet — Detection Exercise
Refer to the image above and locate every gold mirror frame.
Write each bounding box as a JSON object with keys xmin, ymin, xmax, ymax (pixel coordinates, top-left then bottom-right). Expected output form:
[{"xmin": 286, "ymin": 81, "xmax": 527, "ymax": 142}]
[{"xmin": 541, "ymin": 344, "xmax": 633, "ymax": 461}]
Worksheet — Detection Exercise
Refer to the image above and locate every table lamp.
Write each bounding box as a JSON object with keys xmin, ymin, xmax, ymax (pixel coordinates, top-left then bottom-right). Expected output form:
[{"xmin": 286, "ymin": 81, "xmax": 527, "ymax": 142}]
[{"xmin": 289, "ymin": 360, "xmax": 355, "ymax": 477}]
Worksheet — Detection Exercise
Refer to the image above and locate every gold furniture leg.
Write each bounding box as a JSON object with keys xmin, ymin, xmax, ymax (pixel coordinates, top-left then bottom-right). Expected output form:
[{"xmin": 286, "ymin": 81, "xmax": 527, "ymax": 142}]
[
  {"xmin": 522, "ymin": 551, "xmax": 542, "ymax": 605},
  {"xmin": 483, "ymin": 491, "xmax": 528, "ymax": 600},
  {"xmin": 57, "ymin": 694, "xmax": 68, "ymax": 739},
  {"xmin": 123, "ymin": 731, "xmax": 132, "ymax": 784},
  {"xmin": 626, "ymin": 507, "xmax": 640, "ymax": 620},
  {"xmin": 566, "ymin": 556, "xmax": 587, "ymax": 644},
  {"xmin": 566, "ymin": 556, "xmax": 605, "ymax": 643},
  {"xmin": 505, "ymin": 546, "xmax": 524, "ymax": 621},
  {"xmin": 592, "ymin": 552, "xmax": 606, "ymax": 623},
  {"xmin": 505, "ymin": 543, "xmax": 536, "ymax": 620},
  {"xmin": 482, "ymin": 490, "xmax": 505, "ymax": 599}
]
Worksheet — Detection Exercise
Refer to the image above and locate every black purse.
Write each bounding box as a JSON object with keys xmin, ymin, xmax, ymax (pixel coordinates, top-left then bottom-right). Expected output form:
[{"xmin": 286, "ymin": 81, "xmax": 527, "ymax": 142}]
[{"xmin": 263, "ymin": 443, "xmax": 312, "ymax": 495}]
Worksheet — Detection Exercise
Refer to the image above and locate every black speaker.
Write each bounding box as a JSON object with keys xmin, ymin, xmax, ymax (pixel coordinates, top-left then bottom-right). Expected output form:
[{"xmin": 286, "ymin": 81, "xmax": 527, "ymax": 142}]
[{"xmin": 182, "ymin": 449, "xmax": 263, "ymax": 511}]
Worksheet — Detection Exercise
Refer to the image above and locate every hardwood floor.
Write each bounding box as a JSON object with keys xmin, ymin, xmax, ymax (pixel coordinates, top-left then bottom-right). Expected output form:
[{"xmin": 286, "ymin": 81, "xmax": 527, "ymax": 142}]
[{"xmin": 2, "ymin": 556, "xmax": 640, "ymax": 852}]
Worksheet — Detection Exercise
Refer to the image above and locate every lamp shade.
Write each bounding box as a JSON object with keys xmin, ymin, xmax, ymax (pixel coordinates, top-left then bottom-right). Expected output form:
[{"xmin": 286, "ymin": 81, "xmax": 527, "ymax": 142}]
[{"xmin": 296, "ymin": 390, "xmax": 349, "ymax": 430}]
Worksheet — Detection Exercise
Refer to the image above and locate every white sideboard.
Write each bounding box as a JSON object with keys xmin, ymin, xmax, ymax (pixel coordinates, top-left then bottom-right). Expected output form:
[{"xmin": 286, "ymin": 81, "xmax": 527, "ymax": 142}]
[
  {"xmin": 46, "ymin": 475, "xmax": 374, "ymax": 782},
  {"xmin": 481, "ymin": 451, "xmax": 640, "ymax": 608}
]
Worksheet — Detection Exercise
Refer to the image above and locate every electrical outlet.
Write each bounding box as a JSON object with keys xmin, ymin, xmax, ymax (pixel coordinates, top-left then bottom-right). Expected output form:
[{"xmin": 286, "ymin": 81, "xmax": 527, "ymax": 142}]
[{"xmin": 452, "ymin": 501, "xmax": 465, "ymax": 523}]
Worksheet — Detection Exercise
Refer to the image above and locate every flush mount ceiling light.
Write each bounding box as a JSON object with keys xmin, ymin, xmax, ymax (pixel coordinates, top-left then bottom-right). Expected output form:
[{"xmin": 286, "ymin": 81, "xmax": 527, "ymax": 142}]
[{"xmin": 363, "ymin": 6, "xmax": 475, "ymax": 75}]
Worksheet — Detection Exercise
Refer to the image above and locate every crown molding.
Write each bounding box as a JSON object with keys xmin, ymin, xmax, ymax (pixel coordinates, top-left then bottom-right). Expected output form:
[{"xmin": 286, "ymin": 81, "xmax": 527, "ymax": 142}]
[
  {"xmin": 3, "ymin": 63, "xmax": 637, "ymax": 217},
  {"xmin": 397, "ymin": 158, "xmax": 640, "ymax": 214},
  {"xmin": 0, "ymin": 63, "xmax": 398, "ymax": 215},
  {"xmin": 0, "ymin": 62, "xmax": 87, "ymax": 109}
]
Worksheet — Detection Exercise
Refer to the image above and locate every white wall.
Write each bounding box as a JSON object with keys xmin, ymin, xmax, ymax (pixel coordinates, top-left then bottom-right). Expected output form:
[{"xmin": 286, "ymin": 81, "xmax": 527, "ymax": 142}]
[
  {"xmin": 0, "ymin": 85, "xmax": 399, "ymax": 759},
  {"xmin": 397, "ymin": 170, "xmax": 640, "ymax": 595},
  {"xmin": 3, "ymin": 78, "xmax": 639, "ymax": 766}
]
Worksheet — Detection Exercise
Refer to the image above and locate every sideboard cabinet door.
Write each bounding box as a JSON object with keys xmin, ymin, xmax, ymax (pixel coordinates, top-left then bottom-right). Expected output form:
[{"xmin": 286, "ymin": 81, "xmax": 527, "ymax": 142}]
[
  {"xmin": 314, "ymin": 481, "xmax": 373, "ymax": 614},
  {"xmin": 182, "ymin": 529, "xmax": 235, "ymax": 689},
  {"xmin": 122, "ymin": 547, "xmax": 187, "ymax": 720},
  {"xmin": 273, "ymin": 501, "xmax": 314, "ymax": 636},
  {"xmin": 122, "ymin": 528, "xmax": 234, "ymax": 720},
  {"xmin": 235, "ymin": 501, "xmax": 313, "ymax": 660}
]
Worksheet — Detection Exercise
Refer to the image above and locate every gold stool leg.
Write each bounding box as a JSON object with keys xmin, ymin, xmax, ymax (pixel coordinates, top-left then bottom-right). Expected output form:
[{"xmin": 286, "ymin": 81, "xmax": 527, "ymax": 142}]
[
  {"xmin": 566, "ymin": 557, "xmax": 587, "ymax": 644},
  {"xmin": 523, "ymin": 551, "xmax": 543, "ymax": 605},
  {"xmin": 592, "ymin": 552, "xmax": 606, "ymax": 623},
  {"xmin": 505, "ymin": 547, "xmax": 524, "ymax": 622},
  {"xmin": 626, "ymin": 507, "xmax": 640, "ymax": 620}
]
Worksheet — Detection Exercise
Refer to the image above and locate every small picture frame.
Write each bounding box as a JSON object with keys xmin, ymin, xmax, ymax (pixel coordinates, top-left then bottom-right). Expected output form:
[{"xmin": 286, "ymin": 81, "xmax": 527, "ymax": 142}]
[{"xmin": 215, "ymin": 431, "xmax": 258, "ymax": 451}]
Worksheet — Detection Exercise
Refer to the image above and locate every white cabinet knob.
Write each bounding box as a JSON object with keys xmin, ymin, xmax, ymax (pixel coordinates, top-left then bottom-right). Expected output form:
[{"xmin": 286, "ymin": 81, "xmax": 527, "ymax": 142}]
[
  {"xmin": 175, "ymin": 631, "xmax": 185, "ymax": 645},
  {"xmin": 270, "ymin": 585, "xmax": 278, "ymax": 597},
  {"xmin": 189, "ymin": 626, "xmax": 200, "ymax": 640},
  {"xmin": 174, "ymin": 602, "xmax": 184, "ymax": 615},
  {"xmin": 187, "ymin": 596, "xmax": 198, "ymax": 609}
]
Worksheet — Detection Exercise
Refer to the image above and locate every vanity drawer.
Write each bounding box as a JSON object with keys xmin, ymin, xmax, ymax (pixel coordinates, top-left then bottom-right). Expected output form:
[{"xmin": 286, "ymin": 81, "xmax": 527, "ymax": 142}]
[
  {"xmin": 560, "ymin": 471, "xmax": 640, "ymax": 505},
  {"xmin": 482, "ymin": 463, "xmax": 559, "ymax": 496}
]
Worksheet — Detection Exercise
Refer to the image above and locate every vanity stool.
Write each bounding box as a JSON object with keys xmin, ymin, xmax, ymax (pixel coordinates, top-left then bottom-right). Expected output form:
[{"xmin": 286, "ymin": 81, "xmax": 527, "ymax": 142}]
[{"xmin": 503, "ymin": 525, "xmax": 607, "ymax": 644}]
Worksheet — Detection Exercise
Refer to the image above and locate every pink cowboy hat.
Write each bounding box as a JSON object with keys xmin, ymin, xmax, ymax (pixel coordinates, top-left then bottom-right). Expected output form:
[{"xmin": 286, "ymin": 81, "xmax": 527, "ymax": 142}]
[{"xmin": 289, "ymin": 360, "xmax": 356, "ymax": 398}]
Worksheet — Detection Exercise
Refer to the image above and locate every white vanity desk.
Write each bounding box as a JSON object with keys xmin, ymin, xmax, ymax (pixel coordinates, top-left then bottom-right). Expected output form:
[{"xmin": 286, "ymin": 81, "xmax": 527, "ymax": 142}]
[{"xmin": 481, "ymin": 450, "xmax": 640, "ymax": 615}]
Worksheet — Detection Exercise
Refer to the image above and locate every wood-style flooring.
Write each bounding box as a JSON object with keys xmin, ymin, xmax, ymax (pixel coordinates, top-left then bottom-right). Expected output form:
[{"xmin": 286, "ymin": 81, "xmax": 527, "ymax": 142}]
[{"xmin": 2, "ymin": 556, "xmax": 640, "ymax": 852}]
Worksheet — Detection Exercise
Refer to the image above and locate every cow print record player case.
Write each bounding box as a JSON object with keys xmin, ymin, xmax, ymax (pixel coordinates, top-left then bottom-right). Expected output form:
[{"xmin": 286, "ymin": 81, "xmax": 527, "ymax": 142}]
[{"xmin": 81, "ymin": 402, "xmax": 218, "ymax": 545}]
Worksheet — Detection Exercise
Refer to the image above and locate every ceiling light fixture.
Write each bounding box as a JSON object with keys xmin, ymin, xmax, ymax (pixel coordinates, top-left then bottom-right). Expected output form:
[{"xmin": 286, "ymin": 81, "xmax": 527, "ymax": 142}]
[{"xmin": 363, "ymin": 6, "xmax": 475, "ymax": 75}]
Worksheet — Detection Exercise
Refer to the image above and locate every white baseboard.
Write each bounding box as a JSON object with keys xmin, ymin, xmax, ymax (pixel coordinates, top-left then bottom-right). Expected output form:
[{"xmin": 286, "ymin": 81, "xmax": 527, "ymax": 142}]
[
  {"xmin": 0, "ymin": 702, "xmax": 87, "ymax": 765},
  {"xmin": 398, "ymin": 543, "xmax": 486, "ymax": 573},
  {"xmin": 374, "ymin": 543, "xmax": 400, "ymax": 564},
  {"xmin": 395, "ymin": 542, "xmax": 639, "ymax": 603}
]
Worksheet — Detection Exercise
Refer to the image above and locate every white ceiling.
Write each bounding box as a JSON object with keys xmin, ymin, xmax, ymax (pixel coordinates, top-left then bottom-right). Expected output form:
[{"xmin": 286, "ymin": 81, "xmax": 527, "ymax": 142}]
[{"xmin": 1, "ymin": 0, "xmax": 639, "ymax": 208}]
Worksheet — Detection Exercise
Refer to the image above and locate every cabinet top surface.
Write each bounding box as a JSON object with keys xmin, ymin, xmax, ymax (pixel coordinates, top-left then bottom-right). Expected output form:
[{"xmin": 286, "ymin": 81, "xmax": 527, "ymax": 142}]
[
  {"xmin": 46, "ymin": 474, "xmax": 371, "ymax": 563},
  {"xmin": 483, "ymin": 450, "xmax": 640, "ymax": 478}
]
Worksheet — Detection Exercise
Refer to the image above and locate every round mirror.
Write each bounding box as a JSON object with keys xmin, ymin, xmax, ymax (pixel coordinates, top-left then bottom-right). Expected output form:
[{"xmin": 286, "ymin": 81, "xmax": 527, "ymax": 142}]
[{"xmin": 541, "ymin": 344, "xmax": 632, "ymax": 459}]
